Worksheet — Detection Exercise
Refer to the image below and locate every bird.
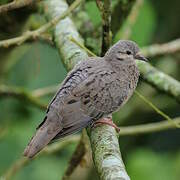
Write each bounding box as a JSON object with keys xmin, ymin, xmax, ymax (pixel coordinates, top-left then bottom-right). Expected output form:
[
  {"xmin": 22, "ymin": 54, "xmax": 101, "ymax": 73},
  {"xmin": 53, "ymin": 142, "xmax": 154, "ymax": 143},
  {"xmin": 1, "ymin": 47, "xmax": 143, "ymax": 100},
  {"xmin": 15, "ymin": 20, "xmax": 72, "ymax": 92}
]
[{"xmin": 24, "ymin": 40, "xmax": 147, "ymax": 158}]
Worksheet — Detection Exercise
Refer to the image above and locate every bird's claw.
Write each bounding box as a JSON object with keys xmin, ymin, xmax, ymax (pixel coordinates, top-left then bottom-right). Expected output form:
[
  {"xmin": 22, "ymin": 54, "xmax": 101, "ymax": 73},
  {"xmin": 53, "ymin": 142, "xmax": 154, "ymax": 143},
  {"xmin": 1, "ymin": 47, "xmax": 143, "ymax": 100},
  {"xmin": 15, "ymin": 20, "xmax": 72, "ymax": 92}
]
[{"xmin": 91, "ymin": 117, "xmax": 120, "ymax": 132}]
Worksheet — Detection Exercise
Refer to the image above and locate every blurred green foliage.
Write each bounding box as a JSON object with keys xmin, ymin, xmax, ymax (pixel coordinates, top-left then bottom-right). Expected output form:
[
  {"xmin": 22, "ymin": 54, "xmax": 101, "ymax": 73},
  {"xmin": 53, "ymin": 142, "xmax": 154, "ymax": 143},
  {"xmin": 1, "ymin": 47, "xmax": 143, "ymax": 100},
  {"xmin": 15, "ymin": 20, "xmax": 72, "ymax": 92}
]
[
  {"xmin": 126, "ymin": 149, "xmax": 180, "ymax": 180},
  {"xmin": 0, "ymin": 0, "xmax": 180, "ymax": 179},
  {"xmin": 116, "ymin": 0, "xmax": 157, "ymax": 46}
]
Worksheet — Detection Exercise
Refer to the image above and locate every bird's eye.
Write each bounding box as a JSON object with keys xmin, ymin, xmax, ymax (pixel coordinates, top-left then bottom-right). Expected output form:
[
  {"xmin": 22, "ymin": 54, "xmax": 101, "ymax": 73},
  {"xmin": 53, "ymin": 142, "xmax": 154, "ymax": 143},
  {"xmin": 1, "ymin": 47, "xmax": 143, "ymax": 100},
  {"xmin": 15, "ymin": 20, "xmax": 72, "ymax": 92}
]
[{"xmin": 126, "ymin": 50, "xmax": 132, "ymax": 55}]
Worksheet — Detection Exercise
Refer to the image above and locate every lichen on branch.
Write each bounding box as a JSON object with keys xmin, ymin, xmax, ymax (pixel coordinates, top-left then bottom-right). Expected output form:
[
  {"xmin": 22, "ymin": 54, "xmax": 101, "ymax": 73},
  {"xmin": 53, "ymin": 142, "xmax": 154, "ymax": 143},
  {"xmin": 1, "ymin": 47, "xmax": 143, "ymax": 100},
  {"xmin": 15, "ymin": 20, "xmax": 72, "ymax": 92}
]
[{"xmin": 42, "ymin": 0, "xmax": 130, "ymax": 179}]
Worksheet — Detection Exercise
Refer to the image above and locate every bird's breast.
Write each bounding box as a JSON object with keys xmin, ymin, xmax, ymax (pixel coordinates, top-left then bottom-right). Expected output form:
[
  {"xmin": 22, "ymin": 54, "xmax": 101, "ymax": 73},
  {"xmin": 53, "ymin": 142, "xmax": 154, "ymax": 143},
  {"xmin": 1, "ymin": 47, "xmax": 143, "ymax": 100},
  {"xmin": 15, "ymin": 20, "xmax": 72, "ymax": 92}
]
[{"xmin": 110, "ymin": 63, "xmax": 140, "ymax": 111}]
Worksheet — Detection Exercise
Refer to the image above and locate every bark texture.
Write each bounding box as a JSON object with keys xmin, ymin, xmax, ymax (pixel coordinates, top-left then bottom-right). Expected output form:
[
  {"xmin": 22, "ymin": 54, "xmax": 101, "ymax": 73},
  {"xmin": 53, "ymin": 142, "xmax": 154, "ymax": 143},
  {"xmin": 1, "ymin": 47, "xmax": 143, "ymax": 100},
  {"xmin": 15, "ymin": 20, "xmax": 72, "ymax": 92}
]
[
  {"xmin": 137, "ymin": 61, "xmax": 180, "ymax": 103},
  {"xmin": 42, "ymin": 0, "xmax": 130, "ymax": 179}
]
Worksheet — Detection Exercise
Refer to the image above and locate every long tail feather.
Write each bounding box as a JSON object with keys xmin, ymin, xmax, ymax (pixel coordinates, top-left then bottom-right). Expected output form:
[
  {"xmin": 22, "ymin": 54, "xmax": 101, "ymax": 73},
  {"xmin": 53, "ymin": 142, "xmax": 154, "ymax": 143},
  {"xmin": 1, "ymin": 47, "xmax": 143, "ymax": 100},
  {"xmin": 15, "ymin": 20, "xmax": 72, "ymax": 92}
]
[{"xmin": 24, "ymin": 116, "xmax": 62, "ymax": 158}]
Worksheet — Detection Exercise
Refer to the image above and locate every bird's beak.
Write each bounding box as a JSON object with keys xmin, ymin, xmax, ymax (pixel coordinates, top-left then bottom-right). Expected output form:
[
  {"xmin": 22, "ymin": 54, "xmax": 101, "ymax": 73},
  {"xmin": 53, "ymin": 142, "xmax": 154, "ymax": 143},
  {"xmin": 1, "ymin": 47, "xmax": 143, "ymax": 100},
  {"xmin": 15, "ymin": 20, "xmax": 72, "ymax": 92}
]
[{"xmin": 134, "ymin": 52, "xmax": 148, "ymax": 62}]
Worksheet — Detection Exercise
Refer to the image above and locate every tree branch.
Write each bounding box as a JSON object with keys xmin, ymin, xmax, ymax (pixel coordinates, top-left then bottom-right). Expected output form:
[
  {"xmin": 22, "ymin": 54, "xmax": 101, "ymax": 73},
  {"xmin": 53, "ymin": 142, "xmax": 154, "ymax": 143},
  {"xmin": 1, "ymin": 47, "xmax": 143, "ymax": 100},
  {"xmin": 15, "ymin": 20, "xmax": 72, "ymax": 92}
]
[
  {"xmin": 137, "ymin": 61, "xmax": 180, "ymax": 103},
  {"xmin": 0, "ymin": 0, "xmax": 82, "ymax": 48},
  {"xmin": 96, "ymin": 0, "xmax": 112, "ymax": 56},
  {"xmin": 89, "ymin": 125, "xmax": 130, "ymax": 180},
  {"xmin": 119, "ymin": 117, "xmax": 180, "ymax": 136},
  {"xmin": 0, "ymin": 0, "xmax": 41, "ymax": 14},
  {"xmin": 32, "ymin": 84, "xmax": 59, "ymax": 98},
  {"xmin": 62, "ymin": 130, "xmax": 89, "ymax": 180},
  {"xmin": 142, "ymin": 38, "xmax": 180, "ymax": 58},
  {"xmin": 0, "ymin": 84, "xmax": 47, "ymax": 110},
  {"xmin": 43, "ymin": 0, "xmax": 87, "ymax": 71},
  {"xmin": 42, "ymin": 0, "xmax": 130, "ymax": 179}
]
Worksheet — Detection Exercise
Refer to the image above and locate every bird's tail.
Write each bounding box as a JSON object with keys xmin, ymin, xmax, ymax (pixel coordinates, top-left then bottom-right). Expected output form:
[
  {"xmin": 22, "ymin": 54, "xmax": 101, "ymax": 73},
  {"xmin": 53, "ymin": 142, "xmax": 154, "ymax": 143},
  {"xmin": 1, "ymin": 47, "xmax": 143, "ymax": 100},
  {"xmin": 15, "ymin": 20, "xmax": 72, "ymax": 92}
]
[{"xmin": 24, "ymin": 115, "xmax": 62, "ymax": 158}]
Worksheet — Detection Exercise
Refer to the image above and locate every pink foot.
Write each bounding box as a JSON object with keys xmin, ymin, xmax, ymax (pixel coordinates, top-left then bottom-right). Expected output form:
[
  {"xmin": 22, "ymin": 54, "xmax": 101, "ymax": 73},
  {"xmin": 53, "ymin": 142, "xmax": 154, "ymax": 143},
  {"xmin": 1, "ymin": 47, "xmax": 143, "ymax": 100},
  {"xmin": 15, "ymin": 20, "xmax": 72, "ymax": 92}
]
[{"xmin": 93, "ymin": 117, "xmax": 120, "ymax": 132}]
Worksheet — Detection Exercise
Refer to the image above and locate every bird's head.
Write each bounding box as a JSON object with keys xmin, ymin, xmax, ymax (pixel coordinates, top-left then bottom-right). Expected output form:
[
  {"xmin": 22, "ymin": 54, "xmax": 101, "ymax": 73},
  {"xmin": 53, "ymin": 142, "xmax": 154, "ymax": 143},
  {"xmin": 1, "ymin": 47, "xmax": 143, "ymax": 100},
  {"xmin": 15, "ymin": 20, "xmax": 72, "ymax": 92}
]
[{"xmin": 105, "ymin": 40, "xmax": 148, "ymax": 63}]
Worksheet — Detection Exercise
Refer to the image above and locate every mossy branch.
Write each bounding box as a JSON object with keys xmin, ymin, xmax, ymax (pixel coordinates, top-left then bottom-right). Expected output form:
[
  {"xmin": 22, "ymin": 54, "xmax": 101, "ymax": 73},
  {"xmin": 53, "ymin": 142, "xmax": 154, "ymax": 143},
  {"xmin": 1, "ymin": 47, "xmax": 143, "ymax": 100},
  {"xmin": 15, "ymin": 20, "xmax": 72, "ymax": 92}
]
[
  {"xmin": 142, "ymin": 38, "xmax": 180, "ymax": 58},
  {"xmin": 0, "ymin": 0, "xmax": 41, "ymax": 14},
  {"xmin": 136, "ymin": 61, "xmax": 180, "ymax": 103},
  {"xmin": 96, "ymin": 0, "xmax": 112, "ymax": 56},
  {"xmin": 89, "ymin": 125, "xmax": 130, "ymax": 180},
  {"xmin": 42, "ymin": 0, "xmax": 130, "ymax": 179},
  {"xmin": 0, "ymin": 0, "xmax": 82, "ymax": 48}
]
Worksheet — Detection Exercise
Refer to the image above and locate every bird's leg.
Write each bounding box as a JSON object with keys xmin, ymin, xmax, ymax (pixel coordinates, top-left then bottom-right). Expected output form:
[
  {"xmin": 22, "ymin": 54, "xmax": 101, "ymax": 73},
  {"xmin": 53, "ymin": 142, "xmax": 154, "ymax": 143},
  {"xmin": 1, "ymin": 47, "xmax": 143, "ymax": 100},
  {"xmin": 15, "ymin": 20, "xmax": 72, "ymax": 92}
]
[{"xmin": 92, "ymin": 117, "xmax": 120, "ymax": 132}]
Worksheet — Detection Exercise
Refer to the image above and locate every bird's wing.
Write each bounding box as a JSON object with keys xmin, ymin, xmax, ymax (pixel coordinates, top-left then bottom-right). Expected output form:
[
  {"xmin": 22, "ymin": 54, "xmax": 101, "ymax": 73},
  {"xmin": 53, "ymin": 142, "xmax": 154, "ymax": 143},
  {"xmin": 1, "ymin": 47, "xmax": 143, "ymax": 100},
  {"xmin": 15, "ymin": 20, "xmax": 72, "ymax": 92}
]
[
  {"xmin": 53, "ymin": 65, "xmax": 121, "ymax": 140},
  {"xmin": 71, "ymin": 66, "xmax": 120, "ymax": 115},
  {"xmin": 24, "ymin": 59, "xmax": 101, "ymax": 157}
]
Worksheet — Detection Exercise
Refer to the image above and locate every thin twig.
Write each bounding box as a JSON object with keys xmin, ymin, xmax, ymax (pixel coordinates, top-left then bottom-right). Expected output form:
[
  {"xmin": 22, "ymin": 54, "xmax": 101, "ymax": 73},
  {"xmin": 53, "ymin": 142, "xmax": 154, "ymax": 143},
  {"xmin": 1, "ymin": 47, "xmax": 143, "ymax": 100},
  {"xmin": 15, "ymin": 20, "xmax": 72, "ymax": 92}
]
[
  {"xmin": 69, "ymin": 37, "xmax": 96, "ymax": 57},
  {"xmin": 0, "ymin": 84, "xmax": 47, "ymax": 110},
  {"xmin": 135, "ymin": 90, "xmax": 180, "ymax": 128},
  {"xmin": 0, "ymin": 0, "xmax": 41, "ymax": 14},
  {"xmin": 1, "ymin": 135, "xmax": 80, "ymax": 180},
  {"xmin": 96, "ymin": 0, "xmax": 112, "ymax": 56},
  {"xmin": 0, "ymin": 0, "xmax": 83, "ymax": 48},
  {"xmin": 32, "ymin": 84, "xmax": 59, "ymax": 97},
  {"xmin": 71, "ymin": 37, "xmax": 180, "ymax": 59},
  {"xmin": 119, "ymin": 117, "xmax": 180, "ymax": 136}
]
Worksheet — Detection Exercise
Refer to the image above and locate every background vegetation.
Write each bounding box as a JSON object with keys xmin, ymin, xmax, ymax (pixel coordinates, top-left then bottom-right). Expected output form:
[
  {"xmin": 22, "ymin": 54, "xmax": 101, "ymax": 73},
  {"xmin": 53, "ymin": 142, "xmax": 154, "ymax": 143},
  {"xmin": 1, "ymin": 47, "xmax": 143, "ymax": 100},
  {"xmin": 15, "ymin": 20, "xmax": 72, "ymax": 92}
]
[{"xmin": 0, "ymin": 0, "xmax": 180, "ymax": 179}]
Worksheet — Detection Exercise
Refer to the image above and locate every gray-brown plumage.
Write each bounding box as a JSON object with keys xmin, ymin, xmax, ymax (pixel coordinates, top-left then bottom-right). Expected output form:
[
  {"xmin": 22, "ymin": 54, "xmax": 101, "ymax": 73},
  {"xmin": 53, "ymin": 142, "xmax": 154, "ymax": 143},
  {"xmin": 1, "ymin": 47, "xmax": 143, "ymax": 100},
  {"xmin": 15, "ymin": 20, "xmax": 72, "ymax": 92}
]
[{"xmin": 24, "ymin": 40, "xmax": 147, "ymax": 158}]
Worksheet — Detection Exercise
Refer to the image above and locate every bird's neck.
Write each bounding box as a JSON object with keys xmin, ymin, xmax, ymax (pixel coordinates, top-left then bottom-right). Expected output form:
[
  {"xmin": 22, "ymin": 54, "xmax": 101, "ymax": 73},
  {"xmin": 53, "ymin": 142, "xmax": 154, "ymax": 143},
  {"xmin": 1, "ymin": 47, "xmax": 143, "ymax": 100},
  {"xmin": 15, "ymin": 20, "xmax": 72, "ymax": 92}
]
[
  {"xmin": 108, "ymin": 59, "xmax": 136, "ymax": 71},
  {"xmin": 109, "ymin": 59, "xmax": 139, "ymax": 80}
]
